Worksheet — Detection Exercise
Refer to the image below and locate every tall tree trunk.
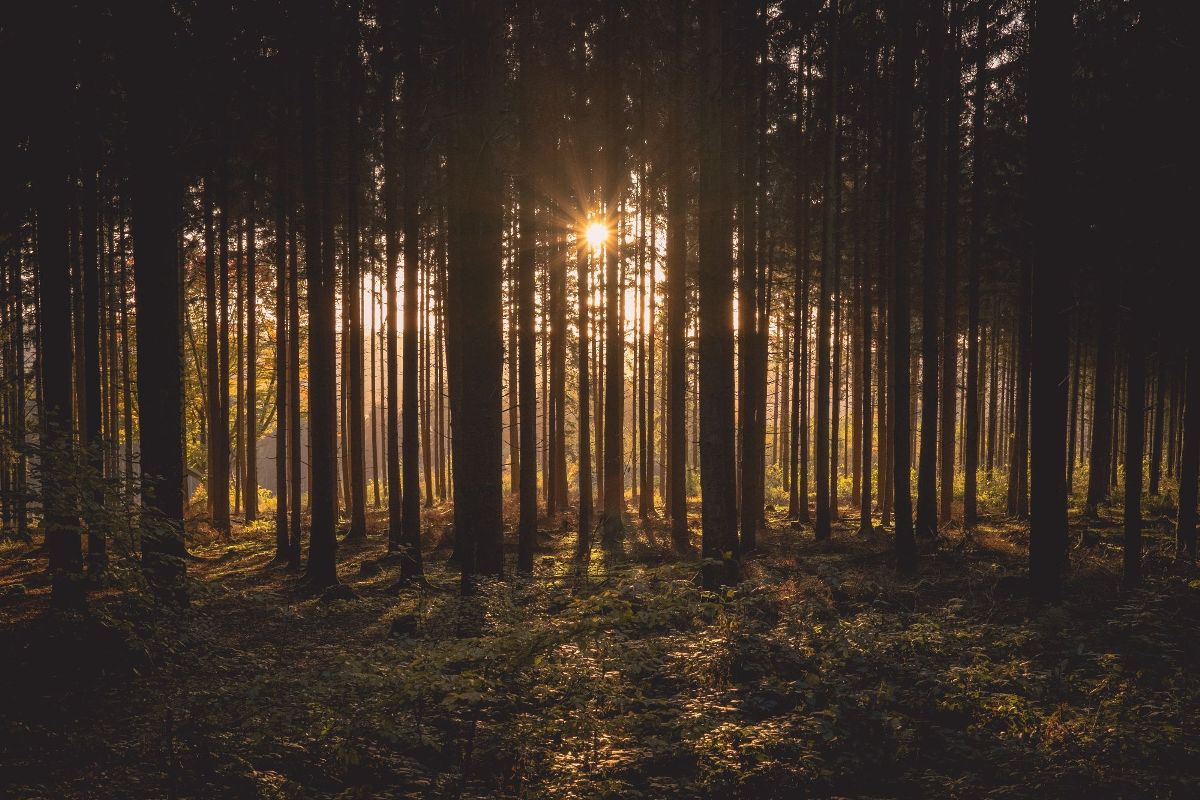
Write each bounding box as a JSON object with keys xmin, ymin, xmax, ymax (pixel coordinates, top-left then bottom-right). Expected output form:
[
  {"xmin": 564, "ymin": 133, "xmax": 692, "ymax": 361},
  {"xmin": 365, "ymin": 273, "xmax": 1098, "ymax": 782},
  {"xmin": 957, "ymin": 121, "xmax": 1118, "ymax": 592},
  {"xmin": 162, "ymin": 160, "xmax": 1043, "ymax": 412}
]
[
  {"xmin": 34, "ymin": 58, "xmax": 85, "ymax": 609},
  {"xmin": 814, "ymin": 0, "xmax": 839, "ymax": 542},
  {"xmin": 916, "ymin": 0, "xmax": 945, "ymax": 541},
  {"xmin": 126, "ymin": 12, "xmax": 188, "ymax": 600},
  {"xmin": 698, "ymin": 0, "xmax": 738, "ymax": 587},
  {"xmin": 274, "ymin": 132, "xmax": 289, "ymax": 561},
  {"xmin": 245, "ymin": 194, "xmax": 260, "ymax": 522},
  {"xmin": 964, "ymin": 4, "xmax": 987, "ymax": 528},
  {"xmin": 891, "ymin": 0, "xmax": 917, "ymax": 573},
  {"xmin": 667, "ymin": 0, "xmax": 689, "ymax": 551},
  {"xmin": 1176, "ymin": 343, "xmax": 1199, "ymax": 559},
  {"xmin": 1028, "ymin": 0, "xmax": 1072, "ymax": 602},
  {"xmin": 939, "ymin": 7, "xmax": 962, "ymax": 526},
  {"xmin": 382, "ymin": 24, "xmax": 404, "ymax": 556},
  {"xmin": 82, "ymin": 153, "xmax": 107, "ymax": 572},
  {"xmin": 400, "ymin": 12, "xmax": 425, "ymax": 579},
  {"xmin": 516, "ymin": 2, "xmax": 539, "ymax": 572},
  {"xmin": 301, "ymin": 40, "xmax": 338, "ymax": 589},
  {"xmin": 601, "ymin": 0, "xmax": 625, "ymax": 546},
  {"xmin": 1148, "ymin": 353, "xmax": 1166, "ymax": 496},
  {"xmin": 1123, "ymin": 318, "xmax": 1145, "ymax": 587},
  {"xmin": 449, "ymin": 0, "xmax": 505, "ymax": 586}
]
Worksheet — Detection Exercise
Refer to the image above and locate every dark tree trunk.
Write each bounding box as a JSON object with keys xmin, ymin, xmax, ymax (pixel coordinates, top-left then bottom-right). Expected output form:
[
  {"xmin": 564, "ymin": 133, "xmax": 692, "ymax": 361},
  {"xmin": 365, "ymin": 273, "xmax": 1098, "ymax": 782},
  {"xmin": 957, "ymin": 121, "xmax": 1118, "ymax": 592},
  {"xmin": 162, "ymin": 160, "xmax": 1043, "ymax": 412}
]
[
  {"xmin": 891, "ymin": 0, "xmax": 917, "ymax": 573},
  {"xmin": 1007, "ymin": 251, "xmax": 1031, "ymax": 518},
  {"xmin": 667, "ymin": 0, "xmax": 689, "ymax": 551},
  {"xmin": 939, "ymin": 7, "xmax": 962, "ymax": 526},
  {"xmin": 916, "ymin": 0, "xmax": 945, "ymax": 542},
  {"xmin": 344, "ymin": 96, "xmax": 367, "ymax": 542},
  {"xmin": 245, "ymin": 194, "xmax": 259, "ymax": 523},
  {"xmin": 1085, "ymin": 291, "xmax": 1115, "ymax": 515},
  {"xmin": 382, "ymin": 17, "xmax": 404, "ymax": 556},
  {"xmin": 34, "ymin": 61, "xmax": 85, "ymax": 609},
  {"xmin": 82, "ymin": 154, "xmax": 107, "ymax": 573},
  {"xmin": 1027, "ymin": 0, "xmax": 1072, "ymax": 603},
  {"xmin": 814, "ymin": 0, "xmax": 839, "ymax": 542},
  {"xmin": 126, "ymin": 12, "xmax": 188, "ymax": 600},
  {"xmin": 449, "ymin": 0, "xmax": 505, "ymax": 586},
  {"xmin": 300, "ymin": 41, "xmax": 338, "ymax": 589},
  {"xmin": 400, "ymin": 11, "xmax": 425, "ymax": 579},
  {"xmin": 1148, "ymin": 354, "xmax": 1166, "ymax": 496},
  {"xmin": 1123, "ymin": 319, "xmax": 1145, "ymax": 587},
  {"xmin": 698, "ymin": 0, "xmax": 738, "ymax": 588},
  {"xmin": 1176, "ymin": 343, "xmax": 1199, "ymax": 559},
  {"xmin": 274, "ymin": 131, "xmax": 289, "ymax": 561},
  {"xmin": 964, "ymin": 6, "xmax": 987, "ymax": 527},
  {"xmin": 516, "ymin": 2, "xmax": 539, "ymax": 573},
  {"xmin": 601, "ymin": 0, "xmax": 625, "ymax": 546}
]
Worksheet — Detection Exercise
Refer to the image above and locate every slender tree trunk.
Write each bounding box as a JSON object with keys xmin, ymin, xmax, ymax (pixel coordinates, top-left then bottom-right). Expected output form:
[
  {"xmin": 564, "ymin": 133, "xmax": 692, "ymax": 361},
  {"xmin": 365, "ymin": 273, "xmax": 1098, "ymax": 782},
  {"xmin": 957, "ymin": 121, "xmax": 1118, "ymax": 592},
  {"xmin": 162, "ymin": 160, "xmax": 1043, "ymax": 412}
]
[
  {"xmin": 698, "ymin": 0, "xmax": 738, "ymax": 587},
  {"xmin": 399, "ymin": 13, "xmax": 425, "ymax": 579},
  {"xmin": 891, "ymin": 0, "xmax": 917, "ymax": 573},
  {"xmin": 1028, "ymin": 0, "xmax": 1072, "ymax": 602},
  {"xmin": 300, "ymin": 40, "xmax": 338, "ymax": 588},
  {"xmin": 601, "ymin": 0, "xmax": 625, "ymax": 545},
  {"xmin": 382, "ymin": 32, "xmax": 404, "ymax": 555},
  {"xmin": 1176, "ymin": 343, "xmax": 1199, "ymax": 559},
  {"xmin": 274, "ymin": 137, "xmax": 289, "ymax": 561},
  {"xmin": 517, "ymin": 3, "xmax": 539, "ymax": 572},
  {"xmin": 1149, "ymin": 353, "xmax": 1166, "ymax": 496},
  {"xmin": 940, "ymin": 9, "xmax": 962, "ymax": 526},
  {"xmin": 245, "ymin": 195, "xmax": 260, "ymax": 522},
  {"xmin": 1123, "ymin": 318, "xmax": 1145, "ymax": 587},
  {"xmin": 965, "ymin": 7, "xmax": 987, "ymax": 527},
  {"xmin": 449, "ymin": 0, "xmax": 505, "ymax": 586},
  {"xmin": 814, "ymin": 0, "xmax": 839, "ymax": 541},
  {"xmin": 916, "ymin": 0, "xmax": 945, "ymax": 541},
  {"xmin": 667, "ymin": 0, "xmax": 689, "ymax": 551}
]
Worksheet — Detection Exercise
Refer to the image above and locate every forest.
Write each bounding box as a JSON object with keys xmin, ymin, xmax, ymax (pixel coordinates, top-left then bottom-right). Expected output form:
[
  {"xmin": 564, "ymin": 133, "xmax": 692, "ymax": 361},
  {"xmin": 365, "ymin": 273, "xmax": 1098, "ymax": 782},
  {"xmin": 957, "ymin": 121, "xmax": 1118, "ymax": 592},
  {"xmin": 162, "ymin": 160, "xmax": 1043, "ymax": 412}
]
[{"xmin": 0, "ymin": 0, "xmax": 1195, "ymax": 797}]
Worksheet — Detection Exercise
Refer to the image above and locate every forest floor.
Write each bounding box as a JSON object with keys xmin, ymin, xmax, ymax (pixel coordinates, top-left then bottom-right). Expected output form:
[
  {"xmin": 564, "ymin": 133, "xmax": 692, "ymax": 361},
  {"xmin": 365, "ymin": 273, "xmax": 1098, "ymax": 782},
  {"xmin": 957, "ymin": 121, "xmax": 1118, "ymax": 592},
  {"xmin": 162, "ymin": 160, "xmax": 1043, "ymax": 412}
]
[{"xmin": 2, "ymin": 501, "xmax": 1199, "ymax": 799}]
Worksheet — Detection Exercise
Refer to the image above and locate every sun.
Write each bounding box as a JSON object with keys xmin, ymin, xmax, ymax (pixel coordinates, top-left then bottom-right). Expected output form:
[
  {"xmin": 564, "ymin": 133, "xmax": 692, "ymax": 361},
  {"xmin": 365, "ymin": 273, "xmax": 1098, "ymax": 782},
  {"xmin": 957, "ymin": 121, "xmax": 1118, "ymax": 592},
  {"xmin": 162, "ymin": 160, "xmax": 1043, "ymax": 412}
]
[{"xmin": 585, "ymin": 221, "xmax": 608, "ymax": 249}]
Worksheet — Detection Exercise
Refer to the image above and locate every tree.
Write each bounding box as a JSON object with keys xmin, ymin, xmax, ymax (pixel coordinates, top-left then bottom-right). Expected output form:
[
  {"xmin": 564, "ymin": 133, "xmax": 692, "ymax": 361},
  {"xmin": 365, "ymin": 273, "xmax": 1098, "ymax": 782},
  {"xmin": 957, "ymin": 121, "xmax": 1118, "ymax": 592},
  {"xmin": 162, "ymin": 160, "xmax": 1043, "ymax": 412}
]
[
  {"xmin": 516, "ymin": 0, "xmax": 539, "ymax": 573},
  {"xmin": 1176, "ymin": 343, "xmax": 1199, "ymax": 559},
  {"xmin": 964, "ymin": 4, "xmax": 987, "ymax": 529},
  {"xmin": 915, "ymin": 0, "xmax": 944, "ymax": 542},
  {"xmin": 1027, "ymin": 0, "xmax": 1073, "ymax": 603},
  {"xmin": 697, "ymin": 0, "xmax": 738, "ymax": 588},
  {"xmin": 600, "ymin": 0, "xmax": 626, "ymax": 547},
  {"xmin": 449, "ymin": 0, "xmax": 505, "ymax": 585},
  {"xmin": 890, "ymin": 0, "xmax": 917, "ymax": 574},
  {"xmin": 400, "ymin": 6, "xmax": 425, "ymax": 581},
  {"xmin": 300, "ymin": 28, "xmax": 337, "ymax": 589},
  {"xmin": 666, "ymin": 0, "xmax": 689, "ymax": 553},
  {"xmin": 814, "ymin": 0, "xmax": 839, "ymax": 542}
]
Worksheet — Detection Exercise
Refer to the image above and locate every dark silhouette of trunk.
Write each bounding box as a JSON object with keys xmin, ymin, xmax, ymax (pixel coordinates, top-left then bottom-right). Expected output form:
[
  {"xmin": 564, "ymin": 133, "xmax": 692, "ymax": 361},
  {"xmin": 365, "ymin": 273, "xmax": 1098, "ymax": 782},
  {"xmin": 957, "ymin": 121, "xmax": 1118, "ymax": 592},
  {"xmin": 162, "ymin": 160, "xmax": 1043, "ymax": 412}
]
[
  {"xmin": 964, "ymin": 5, "xmax": 986, "ymax": 528},
  {"xmin": 814, "ymin": 0, "xmax": 839, "ymax": 542},
  {"xmin": 601, "ymin": 0, "xmax": 625, "ymax": 546},
  {"xmin": 125, "ymin": 10, "xmax": 188, "ymax": 600},
  {"xmin": 287, "ymin": 213, "xmax": 303, "ymax": 569},
  {"xmin": 516, "ymin": 1, "xmax": 539, "ymax": 572},
  {"xmin": 274, "ymin": 130, "xmax": 289, "ymax": 561},
  {"xmin": 344, "ymin": 93, "xmax": 367, "ymax": 542},
  {"xmin": 916, "ymin": 0, "xmax": 945, "ymax": 541},
  {"xmin": 400, "ymin": 11, "xmax": 424, "ymax": 579},
  {"xmin": 1067, "ymin": 334, "xmax": 1081, "ymax": 487},
  {"xmin": 245, "ymin": 194, "xmax": 259, "ymax": 523},
  {"xmin": 449, "ymin": 0, "xmax": 505, "ymax": 586},
  {"xmin": 858, "ymin": 198, "xmax": 873, "ymax": 536},
  {"xmin": 382, "ymin": 20, "xmax": 404, "ymax": 556},
  {"xmin": 82, "ymin": 152, "xmax": 107, "ymax": 573},
  {"xmin": 1007, "ymin": 251, "xmax": 1030, "ymax": 518},
  {"xmin": 34, "ymin": 60, "xmax": 85, "ymax": 609},
  {"xmin": 1028, "ymin": 0, "xmax": 1072, "ymax": 603},
  {"xmin": 300, "ymin": 41, "xmax": 337, "ymax": 589},
  {"xmin": 891, "ymin": 0, "xmax": 917, "ymax": 573},
  {"xmin": 737, "ymin": 0, "xmax": 764, "ymax": 551},
  {"xmin": 1176, "ymin": 343, "xmax": 1199, "ymax": 559},
  {"xmin": 939, "ymin": 8, "xmax": 962, "ymax": 526},
  {"xmin": 1085, "ymin": 290, "xmax": 1115, "ymax": 515},
  {"xmin": 1123, "ymin": 317, "xmax": 1145, "ymax": 587},
  {"xmin": 667, "ymin": 0, "xmax": 689, "ymax": 551},
  {"xmin": 698, "ymin": 0, "xmax": 738, "ymax": 588},
  {"xmin": 1148, "ymin": 354, "xmax": 1166, "ymax": 496},
  {"xmin": 204, "ymin": 184, "xmax": 230, "ymax": 537}
]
